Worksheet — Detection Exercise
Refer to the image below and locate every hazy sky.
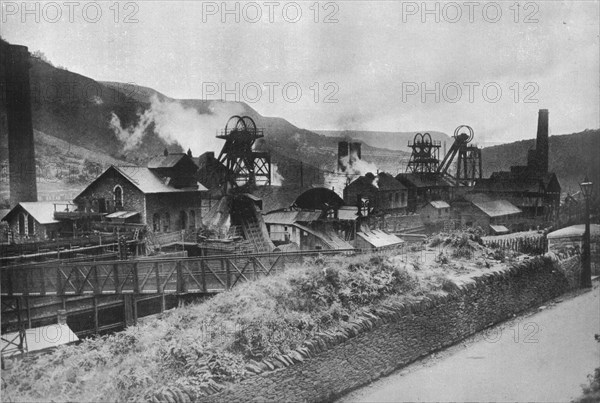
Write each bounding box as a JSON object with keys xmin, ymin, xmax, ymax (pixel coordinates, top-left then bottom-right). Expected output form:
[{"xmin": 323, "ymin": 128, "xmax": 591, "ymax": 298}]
[{"xmin": 1, "ymin": 0, "xmax": 599, "ymax": 145}]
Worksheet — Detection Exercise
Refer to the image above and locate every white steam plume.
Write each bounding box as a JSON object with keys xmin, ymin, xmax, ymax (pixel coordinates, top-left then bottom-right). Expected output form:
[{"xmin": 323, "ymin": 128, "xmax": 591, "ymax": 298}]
[{"xmin": 109, "ymin": 95, "xmax": 246, "ymax": 154}]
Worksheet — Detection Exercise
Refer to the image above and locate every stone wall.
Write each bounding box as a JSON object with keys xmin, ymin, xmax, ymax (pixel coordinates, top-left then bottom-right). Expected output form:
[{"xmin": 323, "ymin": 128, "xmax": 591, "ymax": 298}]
[
  {"xmin": 75, "ymin": 169, "xmax": 145, "ymax": 221},
  {"xmin": 200, "ymin": 256, "xmax": 574, "ymax": 403}
]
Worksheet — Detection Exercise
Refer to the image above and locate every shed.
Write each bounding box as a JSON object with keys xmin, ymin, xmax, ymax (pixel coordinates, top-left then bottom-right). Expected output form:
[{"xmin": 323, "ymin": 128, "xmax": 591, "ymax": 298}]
[
  {"xmin": 2, "ymin": 202, "xmax": 70, "ymax": 241},
  {"xmin": 420, "ymin": 200, "xmax": 451, "ymax": 223}
]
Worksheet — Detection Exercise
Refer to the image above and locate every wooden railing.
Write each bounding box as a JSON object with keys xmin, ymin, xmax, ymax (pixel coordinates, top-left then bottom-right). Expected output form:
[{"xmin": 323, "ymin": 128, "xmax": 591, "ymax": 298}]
[{"xmin": 1, "ymin": 249, "xmax": 357, "ymax": 297}]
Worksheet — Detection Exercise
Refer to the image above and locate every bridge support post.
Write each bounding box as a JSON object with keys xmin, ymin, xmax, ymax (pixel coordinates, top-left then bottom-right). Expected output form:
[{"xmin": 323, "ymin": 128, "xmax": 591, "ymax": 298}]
[{"xmin": 123, "ymin": 295, "xmax": 135, "ymax": 327}]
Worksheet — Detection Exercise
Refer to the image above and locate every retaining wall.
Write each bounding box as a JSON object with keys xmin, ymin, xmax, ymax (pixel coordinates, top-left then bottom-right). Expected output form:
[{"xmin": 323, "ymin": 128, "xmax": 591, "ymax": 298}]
[{"xmin": 202, "ymin": 255, "xmax": 577, "ymax": 402}]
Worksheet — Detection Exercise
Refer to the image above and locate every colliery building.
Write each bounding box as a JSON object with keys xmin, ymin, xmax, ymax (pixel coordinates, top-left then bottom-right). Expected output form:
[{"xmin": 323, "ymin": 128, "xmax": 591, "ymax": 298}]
[
  {"xmin": 473, "ymin": 109, "xmax": 561, "ymax": 220},
  {"xmin": 72, "ymin": 152, "xmax": 207, "ymax": 232},
  {"xmin": 343, "ymin": 172, "xmax": 408, "ymax": 215}
]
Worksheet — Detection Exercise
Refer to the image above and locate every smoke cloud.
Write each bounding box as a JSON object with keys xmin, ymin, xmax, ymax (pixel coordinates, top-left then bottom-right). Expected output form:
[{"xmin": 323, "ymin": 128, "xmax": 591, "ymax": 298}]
[
  {"xmin": 325, "ymin": 151, "xmax": 379, "ymax": 197},
  {"xmin": 109, "ymin": 95, "xmax": 245, "ymax": 154}
]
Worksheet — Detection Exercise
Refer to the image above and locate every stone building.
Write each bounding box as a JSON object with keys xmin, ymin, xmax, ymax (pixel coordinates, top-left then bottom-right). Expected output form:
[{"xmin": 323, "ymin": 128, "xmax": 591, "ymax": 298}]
[{"xmin": 74, "ymin": 155, "xmax": 207, "ymax": 232}]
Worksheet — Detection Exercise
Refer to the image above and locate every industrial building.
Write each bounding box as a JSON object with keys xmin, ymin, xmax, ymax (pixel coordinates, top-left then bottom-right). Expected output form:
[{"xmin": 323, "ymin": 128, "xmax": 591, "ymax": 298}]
[
  {"xmin": 343, "ymin": 172, "xmax": 408, "ymax": 215},
  {"xmin": 473, "ymin": 109, "xmax": 561, "ymax": 221},
  {"xmin": 72, "ymin": 155, "xmax": 207, "ymax": 233},
  {"xmin": 2, "ymin": 202, "xmax": 70, "ymax": 241}
]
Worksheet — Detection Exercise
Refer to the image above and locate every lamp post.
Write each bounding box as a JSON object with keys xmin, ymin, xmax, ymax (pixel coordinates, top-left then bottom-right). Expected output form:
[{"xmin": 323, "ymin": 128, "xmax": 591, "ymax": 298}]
[{"xmin": 580, "ymin": 176, "xmax": 593, "ymax": 288}]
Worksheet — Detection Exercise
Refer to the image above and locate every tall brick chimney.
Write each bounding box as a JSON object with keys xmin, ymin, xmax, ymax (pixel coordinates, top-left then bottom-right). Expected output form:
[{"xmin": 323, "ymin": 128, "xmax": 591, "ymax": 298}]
[
  {"xmin": 338, "ymin": 141, "xmax": 349, "ymax": 172},
  {"xmin": 1, "ymin": 42, "xmax": 37, "ymax": 205},
  {"xmin": 535, "ymin": 109, "xmax": 549, "ymax": 176}
]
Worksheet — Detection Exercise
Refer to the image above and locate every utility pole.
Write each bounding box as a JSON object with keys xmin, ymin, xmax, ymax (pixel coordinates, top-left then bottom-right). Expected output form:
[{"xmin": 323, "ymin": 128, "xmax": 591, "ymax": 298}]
[
  {"xmin": 580, "ymin": 177, "xmax": 592, "ymax": 288},
  {"xmin": 300, "ymin": 161, "xmax": 303, "ymax": 187}
]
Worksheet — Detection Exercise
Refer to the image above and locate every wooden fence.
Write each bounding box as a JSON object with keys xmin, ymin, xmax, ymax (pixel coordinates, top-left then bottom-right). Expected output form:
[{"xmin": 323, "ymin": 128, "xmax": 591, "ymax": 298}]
[{"xmin": 482, "ymin": 234, "xmax": 547, "ymax": 255}]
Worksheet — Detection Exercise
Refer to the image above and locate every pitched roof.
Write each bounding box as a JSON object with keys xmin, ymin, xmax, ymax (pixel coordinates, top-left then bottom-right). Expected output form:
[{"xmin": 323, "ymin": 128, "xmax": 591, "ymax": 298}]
[
  {"xmin": 147, "ymin": 153, "xmax": 188, "ymax": 169},
  {"xmin": 472, "ymin": 200, "xmax": 522, "ymax": 217},
  {"xmin": 253, "ymin": 186, "xmax": 313, "ymax": 213},
  {"xmin": 357, "ymin": 229, "xmax": 404, "ymax": 249},
  {"xmin": 376, "ymin": 172, "xmax": 407, "ymax": 191},
  {"xmin": 0, "ymin": 209, "xmax": 10, "ymax": 221},
  {"xmin": 76, "ymin": 166, "xmax": 208, "ymax": 198},
  {"xmin": 5, "ymin": 202, "xmax": 61, "ymax": 225}
]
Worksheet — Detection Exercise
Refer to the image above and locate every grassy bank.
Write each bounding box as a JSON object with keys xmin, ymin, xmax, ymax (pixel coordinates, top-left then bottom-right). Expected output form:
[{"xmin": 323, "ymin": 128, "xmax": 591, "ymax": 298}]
[
  {"xmin": 2, "ymin": 252, "xmax": 452, "ymax": 402},
  {"xmin": 2, "ymin": 232, "xmax": 518, "ymax": 402}
]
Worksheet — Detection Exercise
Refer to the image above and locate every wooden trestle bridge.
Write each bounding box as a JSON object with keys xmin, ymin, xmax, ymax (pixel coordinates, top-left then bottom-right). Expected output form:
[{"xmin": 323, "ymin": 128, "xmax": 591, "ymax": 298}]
[{"xmin": 1, "ymin": 249, "xmax": 356, "ymax": 297}]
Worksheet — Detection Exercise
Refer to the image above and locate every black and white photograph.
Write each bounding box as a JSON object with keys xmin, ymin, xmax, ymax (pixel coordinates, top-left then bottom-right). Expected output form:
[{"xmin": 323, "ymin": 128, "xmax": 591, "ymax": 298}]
[{"xmin": 1, "ymin": 1, "xmax": 599, "ymax": 401}]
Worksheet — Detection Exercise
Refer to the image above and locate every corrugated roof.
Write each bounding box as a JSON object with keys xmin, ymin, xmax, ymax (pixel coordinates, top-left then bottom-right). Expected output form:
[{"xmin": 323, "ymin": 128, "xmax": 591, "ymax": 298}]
[
  {"xmin": 115, "ymin": 166, "xmax": 207, "ymax": 194},
  {"xmin": 357, "ymin": 229, "xmax": 404, "ymax": 249},
  {"xmin": 472, "ymin": 200, "xmax": 521, "ymax": 217},
  {"xmin": 16, "ymin": 202, "xmax": 61, "ymax": 225},
  {"xmin": 264, "ymin": 210, "xmax": 321, "ymax": 225},
  {"xmin": 429, "ymin": 200, "xmax": 450, "ymax": 209},
  {"xmin": 294, "ymin": 223, "xmax": 354, "ymax": 250}
]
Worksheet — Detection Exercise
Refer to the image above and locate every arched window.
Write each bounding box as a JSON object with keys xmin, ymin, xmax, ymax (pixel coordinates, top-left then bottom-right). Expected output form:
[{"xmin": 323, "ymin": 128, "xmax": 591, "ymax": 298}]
[
  {"xmin": 189, "ymin": 210, "xmax": 196, "ymax": 229},
  {"xmin": 164, "ymin": 212, "xmax": 170, "ymax": 232},
  {"xmin": 153, "ymin": 213, "xmax": 161, "ymax": 232},
  {"xmin": 18, "ymin": 213, "xmax": 26, "ymax": 235},
  {"xmin": 113, "ymin": 185, "xmax": 123, "ymax": 210},
  {"xmin": 27, "ymin": 214, "xmax": 34, "ymax": 235},
  {"xmin": 179, "ymin": 211, "xmax": 187, "ymax": 230}
]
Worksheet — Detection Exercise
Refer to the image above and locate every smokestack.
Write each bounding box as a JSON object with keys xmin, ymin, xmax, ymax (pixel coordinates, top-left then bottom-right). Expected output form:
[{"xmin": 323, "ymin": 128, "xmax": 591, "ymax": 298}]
[
  {"xmin": 350, "ymin": 142, "xmax": 361, "ymax": 160},
  {"xmin": 536, "ymin": 109, "xmax": 549, "ymax": 175},
  {"xmin": 1, "ymin": 42, "xmax": 37, "ymax": 205},
  {"xmin": 338, "ymin": 141, "xmax": 349, "ymax": 172}
]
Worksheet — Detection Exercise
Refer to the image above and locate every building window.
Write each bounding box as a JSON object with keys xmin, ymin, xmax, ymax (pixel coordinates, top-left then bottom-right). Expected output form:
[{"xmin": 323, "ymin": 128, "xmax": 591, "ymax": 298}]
[
  {"xmin": 164, "ymin": 212, "xmax": 170, "ymax": 232},
  {"xmin": 395, "ymin": 193, "xmax": 400, "ymax": 204},
  {"xmin": 401, "ymin": 192, "xmax": 405, "ymax": 205},
  {"xmin": 153, "ymin": 213, "xmax": 161, "ymax": 232},
  {"xmin": 438, "ymin": 209, "xmax": 441, "ymax": 217},
  {"xmin": 27, "ymin": 215, "xmax": 34, "ymax": 235},
  {"xmin": 179, "ymin": 210, "xmax": 187, "ymax": 230},
  {"xmin": 189, "ymin": 210, "xmax": 196, "ymax": 229},
  {"xmin": 113, "ymin": 185, "xmax": 123, "ymax": 210},
  {"xmin": 18, "ymin": 212, "xmax": 26, "ymax": 235}
]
